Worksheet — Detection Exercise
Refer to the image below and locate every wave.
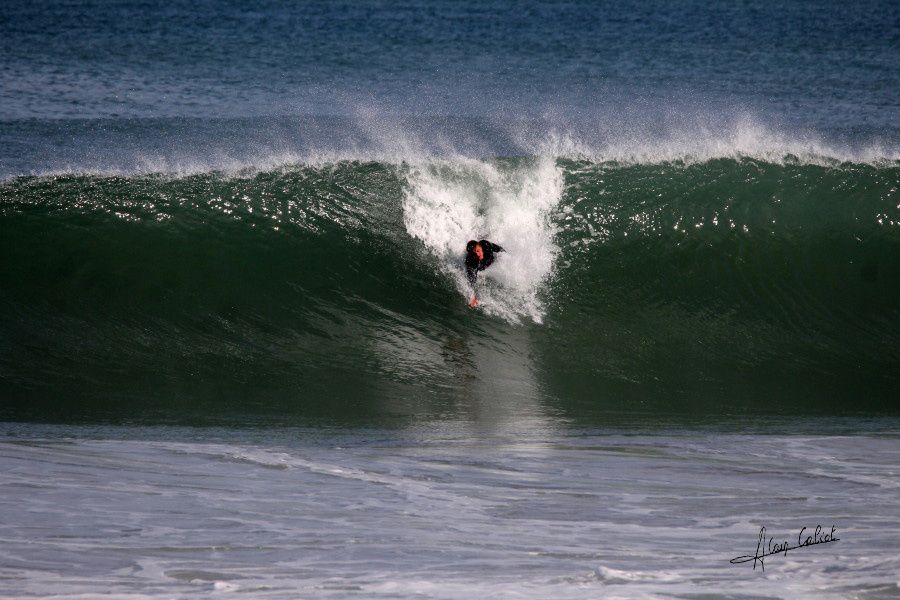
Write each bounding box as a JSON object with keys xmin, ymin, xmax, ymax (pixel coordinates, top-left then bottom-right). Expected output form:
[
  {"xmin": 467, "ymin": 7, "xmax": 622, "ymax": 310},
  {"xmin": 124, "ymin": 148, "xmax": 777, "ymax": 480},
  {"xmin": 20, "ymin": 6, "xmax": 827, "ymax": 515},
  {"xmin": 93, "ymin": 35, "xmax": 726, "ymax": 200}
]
[{"xmin": 1, "ymin": 155, "xmax": 898, "ymax": 420}]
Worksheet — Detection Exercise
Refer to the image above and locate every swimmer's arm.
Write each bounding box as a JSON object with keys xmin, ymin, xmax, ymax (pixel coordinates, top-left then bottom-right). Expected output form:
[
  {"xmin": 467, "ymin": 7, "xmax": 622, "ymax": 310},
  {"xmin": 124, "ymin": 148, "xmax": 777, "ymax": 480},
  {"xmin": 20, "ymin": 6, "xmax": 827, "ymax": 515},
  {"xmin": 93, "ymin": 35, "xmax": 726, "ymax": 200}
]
[
  {"xmin": 466, "ymin": 267, "xmax": 479, "ymax": 307},
  {"xmin": 466, "ymin": 265, "xmax": 478, "ymax": 287}
]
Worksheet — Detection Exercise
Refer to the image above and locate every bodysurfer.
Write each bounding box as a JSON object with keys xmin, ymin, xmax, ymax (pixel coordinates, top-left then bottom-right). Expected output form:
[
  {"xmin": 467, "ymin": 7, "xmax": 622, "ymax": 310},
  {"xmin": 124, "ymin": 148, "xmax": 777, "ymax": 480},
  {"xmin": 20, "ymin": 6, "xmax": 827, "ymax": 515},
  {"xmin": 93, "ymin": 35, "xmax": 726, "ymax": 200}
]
[{"xmin": 465, "ymin": 239, "xmax": 504, "ymax": 308}]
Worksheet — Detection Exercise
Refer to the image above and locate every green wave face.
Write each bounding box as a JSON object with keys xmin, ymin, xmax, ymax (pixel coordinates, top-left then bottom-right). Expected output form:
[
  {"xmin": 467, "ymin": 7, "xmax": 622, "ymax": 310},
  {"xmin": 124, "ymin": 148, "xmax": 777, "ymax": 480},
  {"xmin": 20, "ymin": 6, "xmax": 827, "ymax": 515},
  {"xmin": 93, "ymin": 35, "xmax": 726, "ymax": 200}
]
[{"xmin": 1, "ymin": 158, "xmax": 898, "ymax": 424}]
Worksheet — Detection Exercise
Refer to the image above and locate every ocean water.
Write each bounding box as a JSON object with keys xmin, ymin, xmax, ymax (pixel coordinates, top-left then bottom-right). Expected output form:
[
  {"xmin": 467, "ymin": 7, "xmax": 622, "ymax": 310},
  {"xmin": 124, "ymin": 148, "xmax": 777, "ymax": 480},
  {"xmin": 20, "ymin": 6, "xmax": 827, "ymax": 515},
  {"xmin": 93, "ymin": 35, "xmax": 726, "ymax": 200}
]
[{"xmin": 1, "ymin": 0, "xmax": 899, "ymax": 597}]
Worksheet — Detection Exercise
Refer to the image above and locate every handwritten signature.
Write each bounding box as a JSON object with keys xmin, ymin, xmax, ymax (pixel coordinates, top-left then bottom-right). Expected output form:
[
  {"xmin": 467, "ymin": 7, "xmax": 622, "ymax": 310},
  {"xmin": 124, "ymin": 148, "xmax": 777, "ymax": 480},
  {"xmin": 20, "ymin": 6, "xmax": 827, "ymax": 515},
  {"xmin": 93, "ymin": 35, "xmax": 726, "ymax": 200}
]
[{"xmin": 730, "ymin": 525, "xmax": 839, "ymax": 570}]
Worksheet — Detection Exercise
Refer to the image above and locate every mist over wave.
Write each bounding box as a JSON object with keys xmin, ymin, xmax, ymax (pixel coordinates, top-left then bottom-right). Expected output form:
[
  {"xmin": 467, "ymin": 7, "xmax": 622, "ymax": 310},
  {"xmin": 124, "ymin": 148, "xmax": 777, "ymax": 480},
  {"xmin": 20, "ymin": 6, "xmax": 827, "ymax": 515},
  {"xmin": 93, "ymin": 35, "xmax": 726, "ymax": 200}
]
[{"xmin": 2, "ymin": 108, "xmax": 898, "ymax": 180}]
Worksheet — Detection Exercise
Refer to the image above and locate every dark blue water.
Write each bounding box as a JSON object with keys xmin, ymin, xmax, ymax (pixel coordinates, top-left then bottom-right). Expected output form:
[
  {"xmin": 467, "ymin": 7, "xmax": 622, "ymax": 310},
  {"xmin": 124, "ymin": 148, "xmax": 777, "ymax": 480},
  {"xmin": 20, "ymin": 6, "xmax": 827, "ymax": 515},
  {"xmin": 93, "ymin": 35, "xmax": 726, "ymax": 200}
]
[
  {"xmin": 2, "ymin": 0, "xmax": 898, "ymax": 166},
  {"xmin": 2, "ymin": 0, "xmax": 897, "ymax": 121}
]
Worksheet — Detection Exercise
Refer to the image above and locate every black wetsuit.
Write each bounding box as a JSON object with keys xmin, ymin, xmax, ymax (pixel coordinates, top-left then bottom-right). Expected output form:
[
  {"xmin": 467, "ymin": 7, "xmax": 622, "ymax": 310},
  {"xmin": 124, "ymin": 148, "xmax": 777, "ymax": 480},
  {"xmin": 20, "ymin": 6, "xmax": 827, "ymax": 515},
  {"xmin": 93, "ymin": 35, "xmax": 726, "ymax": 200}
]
[{"xmin": 465, "ymin": 240, "xmax": 504, "ymax": 287}]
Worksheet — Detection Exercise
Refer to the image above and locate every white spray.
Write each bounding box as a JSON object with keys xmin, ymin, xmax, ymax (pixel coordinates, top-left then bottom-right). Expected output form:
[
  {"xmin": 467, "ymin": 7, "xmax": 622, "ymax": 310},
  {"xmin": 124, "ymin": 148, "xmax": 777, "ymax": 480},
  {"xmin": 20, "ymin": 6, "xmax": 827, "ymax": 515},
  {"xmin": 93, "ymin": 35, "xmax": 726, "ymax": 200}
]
[{"xmin": 403, "ymin": 155, "xmax": 563, "ymax": 324}]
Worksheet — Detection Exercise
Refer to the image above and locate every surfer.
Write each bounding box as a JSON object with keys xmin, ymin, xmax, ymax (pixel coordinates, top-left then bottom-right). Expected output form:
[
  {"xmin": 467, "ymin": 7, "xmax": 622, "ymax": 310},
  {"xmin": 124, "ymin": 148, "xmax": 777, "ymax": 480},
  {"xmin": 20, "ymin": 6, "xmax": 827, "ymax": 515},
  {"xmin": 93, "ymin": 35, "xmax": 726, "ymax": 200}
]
[{"xmin": 465, "ymin": 239, "xmax": 504, "ymax": 308}]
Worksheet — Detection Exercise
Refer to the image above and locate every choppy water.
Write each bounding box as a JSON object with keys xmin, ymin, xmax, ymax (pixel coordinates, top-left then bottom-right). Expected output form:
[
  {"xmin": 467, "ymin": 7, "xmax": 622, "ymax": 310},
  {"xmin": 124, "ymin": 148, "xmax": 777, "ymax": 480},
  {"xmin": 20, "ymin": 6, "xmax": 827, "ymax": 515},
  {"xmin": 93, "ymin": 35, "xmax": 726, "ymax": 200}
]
[
  {"xmin": 1, "ymin": 0, "xmax": 899, "ymax": 597},
  {"xmin": 2, "ymin": 422, "xmax": 899, "ymax": 598}
]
